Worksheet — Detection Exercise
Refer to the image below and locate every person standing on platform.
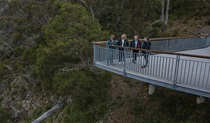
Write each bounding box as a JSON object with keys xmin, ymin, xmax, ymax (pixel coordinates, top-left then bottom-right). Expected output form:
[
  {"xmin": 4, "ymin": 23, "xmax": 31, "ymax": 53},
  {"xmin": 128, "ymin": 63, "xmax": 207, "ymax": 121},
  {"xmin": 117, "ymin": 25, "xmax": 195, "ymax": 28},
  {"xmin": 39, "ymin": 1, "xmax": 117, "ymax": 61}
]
[
  {"xmin": 130, "ymin": 35, "xmax": 141, "ymax": 63},
  {"xmin": 117, "ymin": 34, "xmax": 129, "ymax": 64},
  {"xmin": 141, "ymin": 36, "xmax": 151, "ymax": 68},
  {"xmin": 106, "ymin": 35, "xmax": 116, "ymax": 65}
]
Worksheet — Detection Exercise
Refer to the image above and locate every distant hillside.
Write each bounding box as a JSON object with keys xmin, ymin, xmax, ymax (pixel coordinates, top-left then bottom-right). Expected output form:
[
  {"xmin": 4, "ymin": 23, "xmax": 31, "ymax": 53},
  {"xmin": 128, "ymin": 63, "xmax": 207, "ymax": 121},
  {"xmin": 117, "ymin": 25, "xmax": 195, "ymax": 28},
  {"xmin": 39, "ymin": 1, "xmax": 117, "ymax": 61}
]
[{"xmin": 167, "ymin": 17, "xmax": 210, "ymax": 36}]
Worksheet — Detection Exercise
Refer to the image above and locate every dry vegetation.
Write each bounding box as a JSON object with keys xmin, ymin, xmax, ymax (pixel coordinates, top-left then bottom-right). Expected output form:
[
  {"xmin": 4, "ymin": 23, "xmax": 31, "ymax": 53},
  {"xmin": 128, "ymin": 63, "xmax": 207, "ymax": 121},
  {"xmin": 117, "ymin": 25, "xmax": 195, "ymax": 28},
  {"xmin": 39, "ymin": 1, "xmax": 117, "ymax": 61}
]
[
  {"xmin": 167, "ymin": 16, "xmax": 210, "ymax": 37},
  {"xmin": 104, "ymin": 73, "xmax": 210, "ymax": 123}
]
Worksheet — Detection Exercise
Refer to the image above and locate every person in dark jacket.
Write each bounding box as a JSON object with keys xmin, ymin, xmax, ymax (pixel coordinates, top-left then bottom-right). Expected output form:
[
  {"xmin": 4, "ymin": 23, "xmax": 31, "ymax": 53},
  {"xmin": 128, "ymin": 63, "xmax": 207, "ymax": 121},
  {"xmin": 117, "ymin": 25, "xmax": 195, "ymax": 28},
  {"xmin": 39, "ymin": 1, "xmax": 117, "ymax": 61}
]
[
  {"xmin": 107, "ymin": 35, "xmax": 116, "ymax": 65},
  {"xmin": 117, "ymin": 34, "xmax": 129, "ymax": 64},
  {"xmin": 130, "ymin": 35, "xmax": 141, "ymax": 63},
  {"xmin": 141, "ymin": 36, "xmax": 151, "ymax": 68}
]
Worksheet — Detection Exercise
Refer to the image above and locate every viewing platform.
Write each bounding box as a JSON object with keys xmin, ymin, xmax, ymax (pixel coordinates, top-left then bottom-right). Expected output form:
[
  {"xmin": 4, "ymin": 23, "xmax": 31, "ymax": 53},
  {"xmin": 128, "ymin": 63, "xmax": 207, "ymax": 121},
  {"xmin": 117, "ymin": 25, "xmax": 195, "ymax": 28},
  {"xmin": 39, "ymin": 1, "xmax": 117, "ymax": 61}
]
[{"xmin": 93, "ymin": 36, "xmax": 210, "ymax": 103}]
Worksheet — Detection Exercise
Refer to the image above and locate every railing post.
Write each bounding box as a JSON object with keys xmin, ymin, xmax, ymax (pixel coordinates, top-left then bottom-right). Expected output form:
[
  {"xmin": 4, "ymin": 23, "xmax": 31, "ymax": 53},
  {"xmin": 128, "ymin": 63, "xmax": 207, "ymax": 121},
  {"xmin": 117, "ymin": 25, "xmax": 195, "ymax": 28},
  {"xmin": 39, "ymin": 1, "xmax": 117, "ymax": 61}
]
[
  {"xmin": 173, "ymin": 55, "xmax": 180, "ymax": 85},
  {"xmin": 123, "ymin": 49, "xmax": 127, "ymax": 77},
  {"xmin": 106, "ymin": 46, "xmax": 109, "ymax": 66},
  {"xmin": 93, "ymin": 44, "xmax": 96, "ymax": 64},
  {"xmin": 166, "ymin": 40, "xmax": 168, "ymax": 51},
  {"xmin": 205, "ymin": 36, "xmax": 208, "ymax": 47}
]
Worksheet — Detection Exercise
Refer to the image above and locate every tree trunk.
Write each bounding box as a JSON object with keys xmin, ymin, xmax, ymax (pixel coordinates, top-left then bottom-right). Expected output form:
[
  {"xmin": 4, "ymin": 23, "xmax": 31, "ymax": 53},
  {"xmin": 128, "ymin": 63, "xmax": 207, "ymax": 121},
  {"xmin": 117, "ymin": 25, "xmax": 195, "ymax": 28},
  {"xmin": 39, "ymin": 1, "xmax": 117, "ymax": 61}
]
[
  {"xmin": 79, "ymin": 0, "xmax": 95, "ymax": 20},
  {"xmin": 161, "ymin": 0, "xmax": 165, "ymax": 22},
  {"xmin": 31, "ymin": 103, "xmax": 62, "ymax": 123},
  {"xmin": 165, "ymin": 0, "xmax": 170, "ymax": 25},
  {"xmin": 31, "ymin": 97, "xmax": 71, "ymax": 123}
]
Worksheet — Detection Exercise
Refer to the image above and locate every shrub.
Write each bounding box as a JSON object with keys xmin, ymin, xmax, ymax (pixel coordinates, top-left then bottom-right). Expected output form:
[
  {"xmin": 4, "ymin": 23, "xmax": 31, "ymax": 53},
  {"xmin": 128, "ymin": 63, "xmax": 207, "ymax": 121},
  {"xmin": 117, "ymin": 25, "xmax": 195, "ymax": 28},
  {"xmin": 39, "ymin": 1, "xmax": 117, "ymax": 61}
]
[
  {"xmin": 0, "ymin": 108, "xmax": 12, "ymax": 123},
  {"xmin": 129, "ymin": 98, "xmax": 145, "ymax": 115}
]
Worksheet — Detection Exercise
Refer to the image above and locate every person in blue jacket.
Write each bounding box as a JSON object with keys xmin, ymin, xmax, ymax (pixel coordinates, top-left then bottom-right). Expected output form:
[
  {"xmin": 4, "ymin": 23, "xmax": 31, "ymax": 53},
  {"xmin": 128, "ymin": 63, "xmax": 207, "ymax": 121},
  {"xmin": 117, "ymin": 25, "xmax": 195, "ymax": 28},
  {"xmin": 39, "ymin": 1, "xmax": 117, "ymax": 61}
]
[
  {"xmin": 107, "ymin": 35, "xmax": 116, "ymax": 65},
  {"xmin": 130, "ymin": 35, "xmax": 141, "ymax": 63},
  {"xmin": 141, "ymin": 36, "xmax": 151, "ymax": 68},
  {"xmin": 117, "ymin": 34, "xmax": 129, "ymax": 64}
]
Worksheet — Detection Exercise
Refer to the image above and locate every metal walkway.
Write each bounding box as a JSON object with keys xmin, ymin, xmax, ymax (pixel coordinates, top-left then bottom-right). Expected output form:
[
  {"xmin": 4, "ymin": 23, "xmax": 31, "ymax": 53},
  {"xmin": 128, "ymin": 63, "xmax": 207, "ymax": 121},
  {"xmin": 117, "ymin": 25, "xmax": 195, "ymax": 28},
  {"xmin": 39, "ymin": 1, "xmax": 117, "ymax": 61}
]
[{"xmin": 93, "ymin": 36, "xmax": 210, "ymax": 98}]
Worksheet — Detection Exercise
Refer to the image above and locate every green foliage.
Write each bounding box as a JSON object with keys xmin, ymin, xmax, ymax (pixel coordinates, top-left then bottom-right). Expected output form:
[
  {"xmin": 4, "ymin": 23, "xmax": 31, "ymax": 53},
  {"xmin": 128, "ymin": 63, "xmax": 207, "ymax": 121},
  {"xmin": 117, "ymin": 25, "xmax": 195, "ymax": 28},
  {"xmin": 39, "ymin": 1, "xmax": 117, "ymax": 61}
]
[
  {"xmin": 32, "ymin": 2, "xmax": 111, "ymax": 122},
  {"xmin": 141, "ymin": 89, "xmax": 210, "ymax": 123},
  {"xmin": 50, "ymin": 68, "xmax": 111, "ymax": 123},
  {"xmin": 142, "ymin": 20, "xmax": 168, "ymax": 37},
  {"xmin": 71, "ymin": 0, "xmax": 161, "ymax": 37},
  {"xmin": 206, "ymin": 17, "xmax": 210, "ymax": 26},
  {"xmin": 61, "ymin": 70, "xmax": 111, "ymax": 123},
  {"xmin": 35, "ymin": 2, "xmax": 108, "ymax": 91},
  {"xmin": 159, "ymin": 95, "xmax": 194, "ymax": 121},
  {"xmin": 31, "ymin": 107, "xmax": 43, "ymax": 120},
  {"xmin": 0, "ymin": 108, "xmax": 11, "ymax": 123},
  {"xmin": 170, "ymin": 0, "xmax": 210, "ymax": 19},
  {"xmin": 186, "ymin": 110, "xmax": 209, "ymax": 123},
  {"xmin": 129, "ymin": 97, "xmax": 145, "ymax": 115},
  {"xmin": 52, "ymin": 70, "xmax": 110, "ymax": 95},
  {"xmin": 0, "ymin": 1, "xmax": 59, "ymax": 89},
  {"xmin": 43, "ymin": 2, "xmax": 108, "ymax": 42},
  {"xmin": 4, "ymin": 0, "xmax": 56, "ymax": 48}
]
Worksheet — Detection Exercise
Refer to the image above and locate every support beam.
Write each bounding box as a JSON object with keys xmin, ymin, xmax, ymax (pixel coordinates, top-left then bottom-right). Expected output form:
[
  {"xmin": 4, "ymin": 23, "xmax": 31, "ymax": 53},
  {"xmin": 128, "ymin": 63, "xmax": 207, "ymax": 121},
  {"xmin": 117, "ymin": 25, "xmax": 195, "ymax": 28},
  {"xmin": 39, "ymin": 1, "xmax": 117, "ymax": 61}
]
[
  {"xmin": 196, "ymin": 96, "xmax": 206, "ymax": 104},
  {"xmin": 148, "ymin": 85, "xmax": 156, "ymax": 95}
]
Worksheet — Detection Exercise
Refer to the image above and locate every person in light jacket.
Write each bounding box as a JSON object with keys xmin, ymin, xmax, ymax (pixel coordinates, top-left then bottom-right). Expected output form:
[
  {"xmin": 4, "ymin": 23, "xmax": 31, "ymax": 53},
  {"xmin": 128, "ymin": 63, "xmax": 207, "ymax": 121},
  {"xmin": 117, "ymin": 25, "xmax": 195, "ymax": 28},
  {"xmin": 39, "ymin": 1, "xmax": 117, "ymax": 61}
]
[
  {"xmin": 106, "ymin": 35, "xmax": 117, "ymax": 65},
  {"xmin": 117, "ymin": 34, "xmax": 129, "ymax": 64}
]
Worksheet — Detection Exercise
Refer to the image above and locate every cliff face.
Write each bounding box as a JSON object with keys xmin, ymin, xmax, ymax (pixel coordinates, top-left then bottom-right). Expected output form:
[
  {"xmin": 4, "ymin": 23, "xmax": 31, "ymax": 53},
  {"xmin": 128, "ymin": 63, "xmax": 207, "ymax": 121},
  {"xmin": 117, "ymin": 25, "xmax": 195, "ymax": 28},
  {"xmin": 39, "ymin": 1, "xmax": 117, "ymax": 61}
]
[
  {"xmin": 0, "ymin": 74, "xmax": 73, "ymax": 122},
  {"xmin": 0, "ymin": 75, "xmax": 62, "ymax": 122}
]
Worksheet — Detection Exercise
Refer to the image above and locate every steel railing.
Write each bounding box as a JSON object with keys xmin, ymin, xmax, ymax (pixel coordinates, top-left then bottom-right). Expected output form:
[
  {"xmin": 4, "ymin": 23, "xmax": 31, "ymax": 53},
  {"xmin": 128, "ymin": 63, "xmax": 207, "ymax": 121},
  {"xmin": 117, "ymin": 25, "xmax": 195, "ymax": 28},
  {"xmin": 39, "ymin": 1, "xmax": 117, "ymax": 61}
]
[
  {"xmin": 94, "ymin": 35, "xmax": 210, "ymax": 52},
  {"xmin": 93, "ymin": 44, "xmax": 210, "ymax": 92}
]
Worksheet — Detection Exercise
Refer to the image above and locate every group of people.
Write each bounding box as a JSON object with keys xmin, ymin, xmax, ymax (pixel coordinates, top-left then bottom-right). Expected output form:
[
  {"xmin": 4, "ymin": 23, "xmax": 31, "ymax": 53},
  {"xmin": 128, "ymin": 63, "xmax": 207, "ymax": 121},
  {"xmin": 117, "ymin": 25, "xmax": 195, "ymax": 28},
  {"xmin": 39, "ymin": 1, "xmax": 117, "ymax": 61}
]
[{"xmin": 107, "ymin": 34, "xmax": 151, "ymax": 68}]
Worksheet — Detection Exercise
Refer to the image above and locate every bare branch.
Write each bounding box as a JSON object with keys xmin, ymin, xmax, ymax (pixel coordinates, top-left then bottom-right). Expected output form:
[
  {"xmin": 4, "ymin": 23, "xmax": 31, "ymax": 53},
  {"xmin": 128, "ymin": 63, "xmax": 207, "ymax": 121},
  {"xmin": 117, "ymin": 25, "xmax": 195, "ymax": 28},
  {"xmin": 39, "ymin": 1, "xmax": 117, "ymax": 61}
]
[
  {"xmin": 165, "ymin": 0, "xmax": 170, "ymax": 25},
  {"xmin": 2, "ymin": 42, "xmax": 14, "ymax": 50},
  {"xmin": 79, "ymin": 0, "xmax": 95, "ymax": 20},
  {"xmin": 161, "ymin": 0, "xmax": 165, "ymax": 22},
  {"xmin": 31, "ymin": 102, "xmax": 67, "ymax": 123}
]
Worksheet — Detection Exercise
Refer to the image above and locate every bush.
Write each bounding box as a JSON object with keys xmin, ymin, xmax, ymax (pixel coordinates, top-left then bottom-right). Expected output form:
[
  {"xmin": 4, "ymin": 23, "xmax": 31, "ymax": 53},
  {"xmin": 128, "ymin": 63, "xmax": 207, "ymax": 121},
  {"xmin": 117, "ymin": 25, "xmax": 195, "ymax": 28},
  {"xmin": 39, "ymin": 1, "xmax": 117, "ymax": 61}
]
[
  {"xmin": 159, "ymin": 95, "xmax": 194, "ymax": 121},
  {"xmin": 142, "ymin": 20, "xmax": 166, "ymax": 37},
  {"xmin": 35, "ymin": 2, "xmax": 108, "ymax": 91},
  {"xmin": 129, "ymin": 98, "xmax": 145, "ymax": 115},
  {"xmin": 186, "ymin": 111, "xmax": 208, "ymax": 123},
  {"xmin": 0, "ymin": 108, "xmax": 12, "ymax": 123},
  {"xmin": 206, "ymin": 17, "xmax": 210, "ymax": 25},
  {"xmin": 56, "ymin": 70, "xmax": 111, "ymax": 123}
]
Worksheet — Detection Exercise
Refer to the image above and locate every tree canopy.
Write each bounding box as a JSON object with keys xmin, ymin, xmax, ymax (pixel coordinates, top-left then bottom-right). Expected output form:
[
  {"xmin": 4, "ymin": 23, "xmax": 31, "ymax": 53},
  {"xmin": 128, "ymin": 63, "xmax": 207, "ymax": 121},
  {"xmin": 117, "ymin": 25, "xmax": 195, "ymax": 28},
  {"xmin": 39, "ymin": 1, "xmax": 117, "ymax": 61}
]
[
  {"xmin": 34, "ymin": 2, "xmax": 111, "ymax": 122},
  {"xmin": 35, "ymin": 2, "xmax": 108, "ymax": 91}
]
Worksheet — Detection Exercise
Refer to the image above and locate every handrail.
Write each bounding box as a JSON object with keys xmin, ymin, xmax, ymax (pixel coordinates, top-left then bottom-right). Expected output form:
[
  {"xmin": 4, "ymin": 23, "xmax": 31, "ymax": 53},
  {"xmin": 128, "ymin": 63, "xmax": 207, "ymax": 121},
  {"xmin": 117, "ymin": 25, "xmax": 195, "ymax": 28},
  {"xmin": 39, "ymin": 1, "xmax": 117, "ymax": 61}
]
[
  {"xmin": 93, "ymin": 35, "xmax": 210, "ymax": 44},
  {"xmin": 94, "ymin": 43, "xmax": 210, "ymax": 59}
]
